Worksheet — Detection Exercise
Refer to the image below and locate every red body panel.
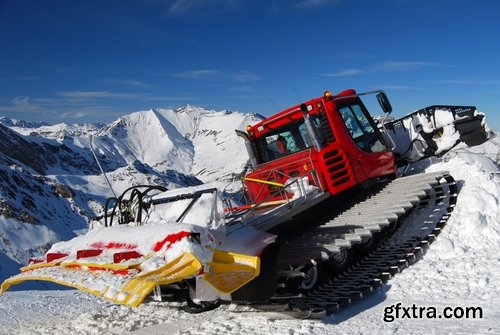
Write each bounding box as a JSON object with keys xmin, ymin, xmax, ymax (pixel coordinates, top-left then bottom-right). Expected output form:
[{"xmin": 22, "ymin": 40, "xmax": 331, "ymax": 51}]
[
  {"xmin": 244, "ymin": 90, "xmax": 396, "ymax": 203},
  {"xmin": 76, "ymin": 249, "xmax": 103, "ymax": 259},
  {"xmin": 113, "ymin": 251, "xmax": 143, "ymax": 263},
  {"xmin": 46, "ymin": 252, "xmax": 69, "ymax": 263}
]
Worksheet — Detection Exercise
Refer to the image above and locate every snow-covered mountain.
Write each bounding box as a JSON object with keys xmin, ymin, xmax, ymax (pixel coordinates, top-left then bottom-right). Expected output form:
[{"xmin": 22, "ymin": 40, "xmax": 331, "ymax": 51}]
[
  {"xmin": 0, "ymin": 106, "xmax": 262, "ymax": 281},
  {"xmin": 93, "ymin": 106, "xmax": 258, "ymax": 184},
  {"xmin": 0, "ymin": 116, "xmax": 51, "ymax": 129}
]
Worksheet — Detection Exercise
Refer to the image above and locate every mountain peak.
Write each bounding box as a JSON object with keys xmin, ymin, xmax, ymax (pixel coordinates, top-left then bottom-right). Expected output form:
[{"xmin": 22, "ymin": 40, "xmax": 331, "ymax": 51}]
[
  {"xmin": 174, "ymin": 104, "xmax": 211, "ymax": 115},
  {"xmin": 0, "ymin": 116, "xmax": 52, "ymax": 128}
]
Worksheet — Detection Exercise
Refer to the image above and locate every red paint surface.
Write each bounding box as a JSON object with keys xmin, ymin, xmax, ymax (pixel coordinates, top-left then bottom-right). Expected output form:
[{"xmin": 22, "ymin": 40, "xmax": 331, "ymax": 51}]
[
  {"xmin": 46, "ymin": 252, "xmax": 69, "ymax": 263},
  {"xmin": 76, "ymin": 249, "xmax": 103, "ymax": 259},
  {"xmin": 153, "ymin": 231, "xmax": 192, "ymax": 252},
  {"xmin": 113, "ymin": 251, "xmax": 142, "ymax": 263}
]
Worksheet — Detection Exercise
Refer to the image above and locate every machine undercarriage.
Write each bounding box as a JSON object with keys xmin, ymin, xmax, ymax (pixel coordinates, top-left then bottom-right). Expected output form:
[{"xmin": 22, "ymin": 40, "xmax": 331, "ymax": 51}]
[{"xmin": 237, "ymin": 171, "xmax": 457, "ymax": 316}]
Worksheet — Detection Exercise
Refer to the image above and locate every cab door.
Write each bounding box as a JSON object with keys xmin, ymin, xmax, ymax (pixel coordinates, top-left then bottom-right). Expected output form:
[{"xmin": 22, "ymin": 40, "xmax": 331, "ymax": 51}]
[{"xmin": 335, "ymin": 100, "xmax": 396, "ymax": 182}]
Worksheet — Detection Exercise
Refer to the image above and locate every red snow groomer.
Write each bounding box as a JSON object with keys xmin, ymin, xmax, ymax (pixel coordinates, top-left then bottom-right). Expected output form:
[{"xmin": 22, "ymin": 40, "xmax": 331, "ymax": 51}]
[
  {"xmin": 0, "ymin": 89, "xmax": 493, "ymax": 315},
  {"xmin": 239, "ymin": 89, "xmax": 490, "ymax": 204}
]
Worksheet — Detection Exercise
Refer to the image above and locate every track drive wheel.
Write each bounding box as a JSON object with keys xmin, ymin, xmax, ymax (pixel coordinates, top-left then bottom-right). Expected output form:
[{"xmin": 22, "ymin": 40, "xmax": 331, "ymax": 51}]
[
  {"xmin": 354, "ymin": 232, "xmax": 381, "ymax": 253},
  {"xmin": 328, "ymin": 248, "xmax": 351, "ymax": 272},
  {"xmin": 301, "ymin": 264, "xmax": 319, "ymax": 290}
]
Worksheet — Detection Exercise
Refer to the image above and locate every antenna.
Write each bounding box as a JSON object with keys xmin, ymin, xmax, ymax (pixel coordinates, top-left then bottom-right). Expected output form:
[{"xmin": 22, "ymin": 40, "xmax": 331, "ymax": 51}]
[
  {"xmin": 293, "ymin": 88, "xmax": 303, "ymax": 103},
  {"xmin": 89, "ymin": 135, "xmax": 117, "ymax": 198},
  {"xmin": 268, "ymin": 97, "xmax": 280, "ymax": 112}
]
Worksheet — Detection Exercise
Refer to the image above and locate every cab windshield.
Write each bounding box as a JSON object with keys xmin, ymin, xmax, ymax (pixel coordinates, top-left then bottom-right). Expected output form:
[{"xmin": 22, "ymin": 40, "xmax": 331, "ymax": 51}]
[{"xmin": 256, "ymin": 116, "xmax": 325, "ymax": 164}]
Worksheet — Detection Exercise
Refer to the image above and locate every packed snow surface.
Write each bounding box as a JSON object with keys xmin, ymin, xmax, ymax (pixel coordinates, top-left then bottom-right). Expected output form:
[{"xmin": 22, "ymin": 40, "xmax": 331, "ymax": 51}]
[{"xmin": 1, "ymin": 147, "xmax": 499, "ymax": 334}]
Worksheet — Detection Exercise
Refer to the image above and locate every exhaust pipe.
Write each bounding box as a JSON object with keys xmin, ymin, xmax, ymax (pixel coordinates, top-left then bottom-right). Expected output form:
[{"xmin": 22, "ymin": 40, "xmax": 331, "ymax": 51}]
[{"xmin": 235, "ymin": 129, "xmax": 258, "ymax": 168}]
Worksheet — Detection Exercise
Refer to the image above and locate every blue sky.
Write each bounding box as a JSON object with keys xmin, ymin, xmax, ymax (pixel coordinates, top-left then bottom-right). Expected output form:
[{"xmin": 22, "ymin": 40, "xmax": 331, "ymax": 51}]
[{"xmin": 1, "ymin": 0, "xmax": 499, "ymax": 130}]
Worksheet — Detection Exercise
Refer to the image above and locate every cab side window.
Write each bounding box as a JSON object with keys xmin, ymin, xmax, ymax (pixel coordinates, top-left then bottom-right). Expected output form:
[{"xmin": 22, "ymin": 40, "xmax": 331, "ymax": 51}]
[
  {"xmin": 257, "ymin": 116, "xmax": 326, "ymax": 163},
  {"xmin": 339, "ymin": 104, "xmax": 386, "ymax": 153}
]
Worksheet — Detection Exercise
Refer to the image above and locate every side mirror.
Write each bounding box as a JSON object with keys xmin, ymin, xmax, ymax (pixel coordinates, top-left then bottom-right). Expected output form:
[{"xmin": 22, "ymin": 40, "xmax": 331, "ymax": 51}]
[{"xmin": 376, "ymin": 91, "xmax": 393, "ymax": 114}]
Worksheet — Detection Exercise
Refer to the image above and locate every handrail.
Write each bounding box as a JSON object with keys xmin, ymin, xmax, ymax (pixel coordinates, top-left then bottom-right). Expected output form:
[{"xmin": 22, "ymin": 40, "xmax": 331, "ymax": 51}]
[
  {"xmin": 243, "ymin": 177, "xmax": 284, "ymax": 187},
  {"xmin": 225, "ymin": 168, "xmax": 322, "ymax": 226}
]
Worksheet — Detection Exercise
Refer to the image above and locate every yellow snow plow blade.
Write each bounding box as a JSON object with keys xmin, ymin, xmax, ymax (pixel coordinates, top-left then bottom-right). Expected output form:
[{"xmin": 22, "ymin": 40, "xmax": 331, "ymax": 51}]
[
  {"xmin": 203, "ymin": 249, "xmax": 260, "ymax": 294},
  {"xmin": 1, "ymin": 250, "xmax": 261, "ymax": 307},
  {"xmin": 0, "ymin": 253, "xmax": 202, "ymax": 308}
]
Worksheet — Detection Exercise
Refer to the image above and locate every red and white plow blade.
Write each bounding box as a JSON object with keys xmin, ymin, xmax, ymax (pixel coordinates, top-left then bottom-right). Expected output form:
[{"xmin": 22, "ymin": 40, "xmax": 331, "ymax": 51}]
[{"xmin": 0, "ymin": 223, "xmax": 260, "ymax": 307}]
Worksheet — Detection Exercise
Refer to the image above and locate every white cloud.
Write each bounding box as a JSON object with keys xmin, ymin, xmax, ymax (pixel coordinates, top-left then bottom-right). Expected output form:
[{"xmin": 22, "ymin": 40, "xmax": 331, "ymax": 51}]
[
  {"xmin": 12, "ymin": 96, "xmax": 31, "ymax": 106},
  {"xmin": 433, "ymin": 79, "xmax": 500, "ymax": 85},
  {"xmin": 319, "ymin": 69, "xmax": 363, "ymax": 77},
  {"xmin": 0, "ymin": 96, "xmax": 41, "ymax": 113},
  {"xmin": 0, "ymin": 96, "xmax": 44, "ymax": 113},
  {"xmin": 173, "ymin": 69, "xmax": 262, "ymax": 83},
  {"xmin": 376, "ymin": 85, "xmax": 417, "ymax": 90},
  {"xmin": 0, "ymin": 104, "xmax": 36, "ymax": 113},
  {"xmin": 316, "ymin": 60, "xmax": 445, "ymax": 79},
  {"xmin": 60, "ymin": 111, "xmax": 87, "ymax": 119},
  {"xmin": 58, "ymin": 91, "xmax": 112, "ymax": 99},
  {"xmin": 232, "ymin": 71, "xmax": 262, "ymax": 82},
  {"xmin": 229, "ymin": 85, "xmax": 254, "ymax": 92},
  {"xmin": 173, "ymin": 69, "xmax": 221, "ymax": 79},
  {"xmin": 372, "ymin": 61, "xmax": 443, "ymax": 72},
  {"xmin": 169, "ymin": 0, "xmax": 207, "ymax": 15},
  {"xmin": 57, "ymin": 91, "xmax": 149, "ymax": 99},
  {"xmin": 105, "ymin": 79, "xmax": 152, "ymax": 88}
]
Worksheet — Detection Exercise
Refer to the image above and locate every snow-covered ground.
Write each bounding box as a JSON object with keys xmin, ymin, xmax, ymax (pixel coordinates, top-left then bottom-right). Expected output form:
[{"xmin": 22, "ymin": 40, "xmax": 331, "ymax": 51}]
[{"xmin": 0, "ymin": 144, "xmax": 499, "ymax": 334}]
